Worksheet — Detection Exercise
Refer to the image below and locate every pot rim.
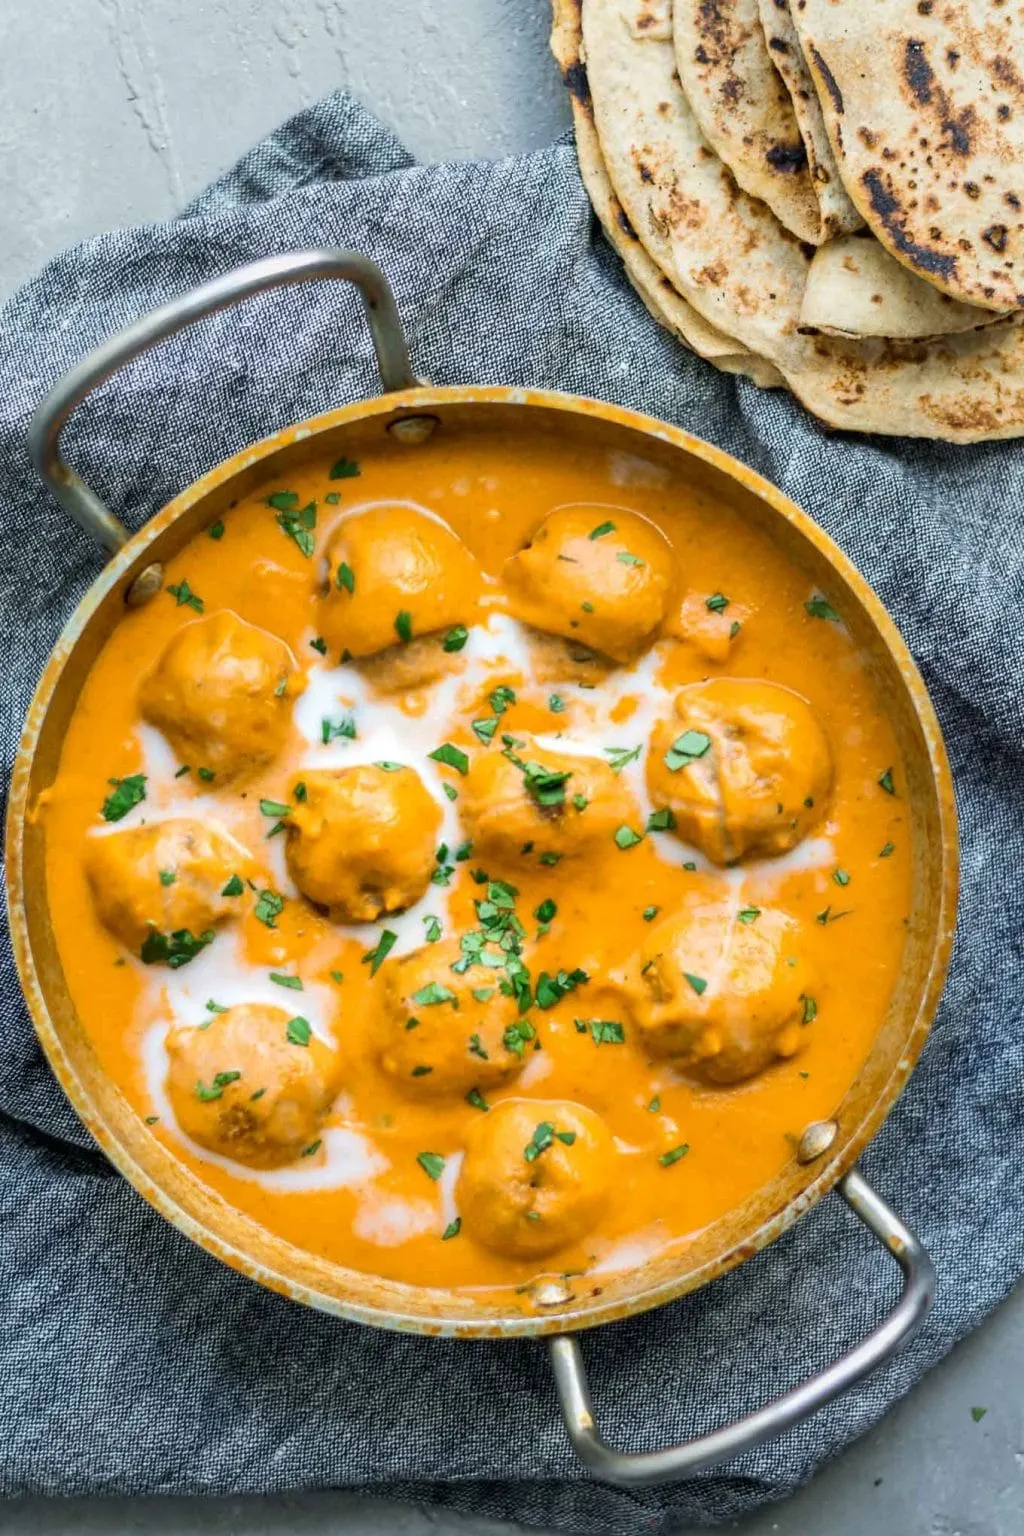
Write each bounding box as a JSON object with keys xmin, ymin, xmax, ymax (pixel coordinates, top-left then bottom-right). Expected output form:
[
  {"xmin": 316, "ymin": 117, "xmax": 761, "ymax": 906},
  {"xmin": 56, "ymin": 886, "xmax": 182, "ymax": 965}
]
[{"xmin": 5, "ymin": 383, "xmax": 960, "ymax": 1338}]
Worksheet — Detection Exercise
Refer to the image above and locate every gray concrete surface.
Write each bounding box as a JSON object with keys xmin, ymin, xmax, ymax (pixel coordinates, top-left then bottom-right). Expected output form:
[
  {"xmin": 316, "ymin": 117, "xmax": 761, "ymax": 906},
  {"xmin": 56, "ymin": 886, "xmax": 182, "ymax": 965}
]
[{"xmin": 0, "ymin": 2, "xmax": 1018, "ymax": 1532}]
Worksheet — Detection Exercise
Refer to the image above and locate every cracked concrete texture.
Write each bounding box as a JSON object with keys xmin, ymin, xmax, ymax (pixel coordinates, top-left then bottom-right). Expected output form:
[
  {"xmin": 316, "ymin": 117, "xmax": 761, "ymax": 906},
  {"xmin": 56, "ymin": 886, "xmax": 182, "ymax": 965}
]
[
  {"xmin": 1, "ymin": 1, "xmax": 1020, "ymax": 1532},
  {"xmin": 0, "ymin": 0, "xmax": 569, "ymax": 296}
]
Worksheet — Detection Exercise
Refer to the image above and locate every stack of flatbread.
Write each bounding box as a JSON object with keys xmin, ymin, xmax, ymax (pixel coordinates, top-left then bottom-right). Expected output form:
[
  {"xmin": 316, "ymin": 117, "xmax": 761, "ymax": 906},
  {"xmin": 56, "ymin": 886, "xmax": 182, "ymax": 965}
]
[{"xmin": 551, "ymin": 0, "xmax": 1024, "ymax": 441}]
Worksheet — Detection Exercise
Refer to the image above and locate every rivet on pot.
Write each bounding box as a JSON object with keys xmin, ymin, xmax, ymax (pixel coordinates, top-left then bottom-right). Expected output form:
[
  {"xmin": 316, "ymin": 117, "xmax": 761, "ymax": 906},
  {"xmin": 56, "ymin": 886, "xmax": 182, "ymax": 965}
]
[
  {"xmin": 387, "ymin": 414, "xmax": 439, "ymax": 445},
  {"xmin": 125, "ymin": 563, "xmax": 164, "ymax": 608},
  {"xmin": 529, "ymin": 1278, "xmax": 573, "ymax": 1308},
  {"xmin": 796, "ymin": 1118, "xmax": 838, "ymax": 1164}
]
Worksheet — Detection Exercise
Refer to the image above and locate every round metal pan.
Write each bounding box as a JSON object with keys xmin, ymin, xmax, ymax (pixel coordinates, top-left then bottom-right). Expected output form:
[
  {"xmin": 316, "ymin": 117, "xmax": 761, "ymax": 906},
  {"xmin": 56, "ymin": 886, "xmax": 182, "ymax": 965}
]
[{"xmin": 4, "ymin": 251, "xmax": 958, "ymax": 1483}]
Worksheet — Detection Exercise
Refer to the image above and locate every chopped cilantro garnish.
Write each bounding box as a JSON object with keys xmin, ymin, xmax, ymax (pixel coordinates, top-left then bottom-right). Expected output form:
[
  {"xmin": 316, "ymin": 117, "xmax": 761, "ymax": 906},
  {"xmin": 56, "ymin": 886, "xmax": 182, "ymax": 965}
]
[
  {"xmin": 737, "ymin": 907, "xmax": 761, "ymax": 924},
  {"xmin": 535, "ymin": 898, "xmax": 557, "ymax": 924},
  {"xmin": 524, "ymin": 1121, "xmax": 555, "ymax": 1161},
  {"xmin": 158, "ymin": 869, "xmax": 175, "ymax": 887},
  {"xmin": 205, "ymin": 1000, "xmax": 227, "ymax": 1014},
  {"xmin": 416, "ymin": 1151, "xmax": 445, "ymax": 1181},
  {"xmin": 879, "ymin": 841, "xmax": 895, "ymax": 858},
  {"xmin": 101, "ymin": 773, "xmax": 147, "ymax": 823},
  {"xmin": 321, "ymin": 713, "xmax": 357, "ymax": 745},
  {"xmin": 443, "ymin": 624, "xmax": 469, "ymax": 652},
  {"xmin": 324, "ymin": 491, "xmax": 341, "ymax": 505},
  {"xmin": 683, "ymin": 972, "xmax": 707, "ymax": 996},
  {"xmin": 363, "ymin": 930, "xmax": 398, "ymax": 976},
  {"xmin": 466, "ymin": 1088, "xmax": 489, "ymax": 1112},
  {"xmin": 429, "ymin": 742, "xmax": 469, "ymax": 775},
  {"xmin": 617, "ymin": 551, "xmax": 644, "ymax": 567},
  {"xmin": 583, "ymin": 1018, "xmax": 626, "ymax": 1045},
  {"xmin": 805, "ymin": 596, "xmax": 839, "ymax": 621},
  {"xmin": 220, "ymin": 873, "xmax": 243, "ymax": 898},
  {"xmin": 441, "ymin": 1218, "xmax": 462, "ymax": 1240},
  {"xmin": 253, "ymin": 889, "xmax": 284, "ymax": 928},
  {"xmin": 646, "ymin": 808, "xmax": 675, "ymax": 833},
  {"xmin": 833, "ymin": 868, "xmax": 851, "ymax": 887},
  {"xmin": 286, "ymin": 1016, "xmax": 311, "ymax": 1046},
  {"xmin": 259, "ymin": 799, "xmax": 292, "ymax": 819},
  {"xmin": 336, "ymin": 561, "xmax": 355, "ymax": 593},
  {"xmin": 195, "ymin": 1070, "xmax": 241, "ymax": 1102},
  {"xmin": 412, "ymin": 981, "xmax": 457, "ymax": 1006},
  {"xmin": 729, "ymin": 620, "xmax": 741, "ymax": 638},
  {"xmin": 468, "ymin": 1033, "xmax": 488, "ymax": 1059},
  {"xmin": 603, "ymin": 744, "xmax": 642, "ymax": 774},
  {"xmin": 588, "ymin": 520, "xmax": 616, "ymax": 540},
  {"xmin": 140, "ymin": 927, "xmax": 213, "ymax": 969},
  {"xmin": 705, "ymin": 592, "xmax": 729, "ymax": 613},
  {"xmin": 642, "ymin": 905, "xmax": 659, "ymax": 922},
  {"xmin": 659, "ymin": 1144, "xmax": 689, "ymax": 1167},
  {"xmin": 442, "ymin": 782, "xmax": 459, "ymax": 802},
  {"xmin": 472, "ymin": 716, "xmax": 499, "ymax": 745},
  {"xmin": 270, "ymin": 972, "xmax": 303, "ymax": 990},
  {"xmin": 310, "ymin": 636, "xmax": 328, "ymax": 655},
  {"xmin": 424, "ymin": 916, "xmax": 442, "ymax": 944},
  {"xmin": 394, "ymin": 610, "xmax": 413, "ymax": 643},
  {"xmin": 664, "ymin": 730, "xmax": 711, "ymax": 771},
  {"xmin": 275, "ymin": 500, "xmax": 316, "ymax": 557},
  {"xmin": 502, "ymin": 1018, "xmax": 536, "ymax": 1057},
  {"xmin": 647, "ymin": 1095, "xmax": 661, "ymax": 1113},
  {"xmin": 535, "ymin": 968, "xmax": 588, "ymax": 1010},
  {"xmin": 208, "ymin": 520, "xmax": 225, "ymax": 541},
  {"xmin": 539, "ymin": 851, "xmax": 562, "ymax": 866},
  {"xmin": 329, "ymin": 456, "xmax": 360, "ymax": 480},
  {"xmin": 878, "ymin": 768, "xmax": 896, "ymax": 795},
  {"xmin": 167, "ymin": 579, "xmax": 203, "ymax": 612},
  {"xmin": 801, "ymin": 995, "xmax": 818, "ymax": 1025},
  {"xmin": 197, "ymin": 767, "xmax": 215, "ymax": 783},
  {"xmin": 490, "ymin": 685, "xmax": 516, "ymax": 715},
  {"xmin": 294, "ymin": 781, "xmax": 308, "ymax": 802},
  {"xmin": 411, "ymin": 1065, "xmax": 433, "ymax": 1077},
  {"xmin": 266, "ymin": 490, "xmax": 298, "ymax": 510},
  {"xmin": 301, "ymin": 1139, "xmax": 321, "ymax": 1157},
  {"xmin": 816, "ymin": 906, "xmax": 852, "ymax": 925},
  {"xmin": 549, "ymin": 694, "xmax": 566, "ymax": 713},
  {"xmin": 614, "ymin": 825, "xmax": 643, "ymax": 850}
]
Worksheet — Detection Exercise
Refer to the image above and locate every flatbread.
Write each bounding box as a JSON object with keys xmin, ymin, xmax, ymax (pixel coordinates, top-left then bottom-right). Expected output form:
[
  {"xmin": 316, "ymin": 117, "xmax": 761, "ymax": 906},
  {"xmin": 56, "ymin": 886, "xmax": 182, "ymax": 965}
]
[
  {"xmin": 551, "ymin": 8, "xmax": 784, "ymax": 390},
  {"xmin": 564, "ymin": 0, "xmax": 1024, "ymax": 441},
  {"xmin": 791, "ymin": 0, "xmax": 1024, "ymax": 312},
  {"xmin": 799, "ymin": 236, "xmax": 1011, "ymax": 340},
  {"xmin": 755, "ymin": 0, "xmax": 862, "ymax": 239},
  {"xmin": 671, "ymin": 0, "xmax": 825, "ymax": 244}
]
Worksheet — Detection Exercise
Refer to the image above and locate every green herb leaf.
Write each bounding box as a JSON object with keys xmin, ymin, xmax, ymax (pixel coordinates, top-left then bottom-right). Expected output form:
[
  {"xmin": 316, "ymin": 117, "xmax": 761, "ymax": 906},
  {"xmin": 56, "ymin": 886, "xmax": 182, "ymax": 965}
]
[
  {"xmin": 588, "ymin": 520, "xmax": 616, "ymax": 540},
  {"xmin": 659, "ymin": 1143, "xmax": 689, "ymax": 1167},
  {"xmin": 729, "ymin": 620, "xmax": 741, "ymax": 639},
  {"xmin": 737, "ymin": 907, "xmax": 761, "ymax": 924},
  {"xmin": 683, "ymin": 972, "xmax": 707, "ymax": 996},
  {"xmin": 879, "ymin": 841, "xmax": 895, "ymax": 858},
  {"xmin": 441, "ymin": 1218, "xmax": 462, "ymax": 1240},
  {"xmin": 647, "ymin": 1095, "xmax": 661, "ymax": 1113},
  {"xmin": 417, "ymin": 1151, "xmax": 445, "ymax": 1181},
  {"xmin": 617, "ymin": 551, "xmax": 644, "ymax": 567},
  {"xmin": 411, "ymin": 1065, "xmax": 433, "ymax": 1077},
  {"xmin": 443, "ymin": 624, "xmax": 469, "ymax": 652},
  {"xmin": 502, "ymin": 1018, "xmax": 536, "ymax": 1057},
  {"xmin": 394, "ymin": 610, "xmax": 413, "ymax": 643},
  {"xmin": 294, "ymin": 781, "xmax": 308, "ymax": 802},
  {"xmin": 324, "ymin": 491, "xmax": 341, "ymax": 505},
  {"xmin": 429, "ymin": 742, "xmax": 469, "ymax": 775},
  {"xmin": 270, "ymin": 972, "xmax": 303, "ymax": 990},
  {"xmin": 524, "ymin": 1121, "xmax": 555, "ymax": 1161},
  {"xmin": 197, "ymin": 766, "xmax": 215, "ymax": 783},
  {"xmin": 643, "ymin": 905, "xmax": 659, "ymax": 922},
  {"xmin": 140, "ymin": 927, "xmax": 214, "ymax": 969},
  {"xmin": 645, "ymin": 808, "xmax": 675, "ymax": 833},
  {"xmin": 310, "ymin": 636, "xmax": 328, "ymax": 655},
  {"xmin": 101, "ymin": 773, "xmax": 147, "ymax": 823},
  {"xmin": 580, "ymin": 1018, "xmax": 625, "ymax": 1045},
  {"xmin": 805, "ymin": 596, "xmax": 840, "ymax": 621},
  {"xmin": 468, "ymin": 1033, "xmax": 488, "ymax": 1059},
  {"xmin": 208, "ymin": 520, "xmax": 225, "ymax": 541},
  {"xmin": 705, "ymin": 592, "xmax": 730, "ymax": 613},
  {"xmin": 412, "ymin": 980, "xmax": 457, "ymax": 1006},
  {"xmin": 614, "ymin": 825, "xmax": 643, "ymax": 850},
  {"xmin": 490, "ymin": 685, "xmax": 516, "ymax": 715},
  {"xmin": 286, "ymin": 1015, "xmax": 312, "ymax": 1046},
  {"xmin": 363, "ymin": 929, "xmax": 398, "ymax": 976},
  {"xmin": 442, "ymin": 782, "xmax": 459, "ymax": 802},
  {"xmin": 538, "ymin": 851, "xmax": 562, "ymax": 867},
  {"xmin": 253, "ymin": 889, "xmax": 284, "ymax": 928},
  {"xmin": 816, "ymin": 906, "xmax": 852, "ymax": 925},
  {"xmin": 167, "ymin": 579, "xmax": 204, "ymax": 612},
  {"xmin": 878, "ymin": 767, "xmax": 896, "ymax": 795},
  {"xmin": 466, "ymin": 1088, "xmax": 489, "ymax": 1112},
  {"xmin": 549, "ymin": 694, "xmax": 566, "ymax": 713},
  {"xmin": 321, "ymin": 713, "xmax": 357, "ymax": 744},
  {"xmin": 970, "ymin": 1406, "xmax": 988, "ymax": 1423},
  {"xmin": 301, "ymin": 1139, "xmax": 321, "ymax": 1157},
  {"xmin": 832, "ymin": 868, "xmax": 851, "ymax": 887},
  {"xmin": 801, "ymin": 994, "xmax": 818, "ymax": 1025},
  {"xmin": 336, "ymin": 561, "xmax": 355, "ymax": 593},
  {"xmin": 267, "ymin": 490, "xmax": 298, "ymax": 510},
  {"xmin": 275, "ymin": 501, "xmax": 317, "ymax": 557},
  {"xmin": 535, "ymin": 898, "xmax": 557, "ymax": 924},
  {"xmin": 664, "ymin": 730, "xmax": 712, "ymax": 772},
  {"xmin": 259, "ymin": 799, "xmax": 292, "ymax": 819},
  {"xmin": 158, "ymin": 868, "xmax": 176, "ymax": 887},
  {"xmin": 205, "ymin": 999, "xmax": 227, "ymax": 1014},
  {"xmin": 329, "ymin": 457, "xmax": 360, "ymax": 480},
  {"xmin": 571, "ymin": 792, "xmax": 589, "ymax": 811},
  {"xmin": 472, "ymin": 716, "xmax": 499, "ymax": 745},
  {"xmin": 424, "ymin": 915, "xmax": 442, "ymax": 944},
  {"xmin": 195, "ymin": 1070, "xmax": 241, "ymax": 1102}
]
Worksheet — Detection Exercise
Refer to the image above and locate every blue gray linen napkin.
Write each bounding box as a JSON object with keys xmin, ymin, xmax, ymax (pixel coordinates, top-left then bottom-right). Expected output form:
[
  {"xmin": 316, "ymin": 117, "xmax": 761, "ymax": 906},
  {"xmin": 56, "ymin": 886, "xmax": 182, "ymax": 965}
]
[{"xmin": 1, "ymin": 92, "xmax": 1021, "ymax": 1533}]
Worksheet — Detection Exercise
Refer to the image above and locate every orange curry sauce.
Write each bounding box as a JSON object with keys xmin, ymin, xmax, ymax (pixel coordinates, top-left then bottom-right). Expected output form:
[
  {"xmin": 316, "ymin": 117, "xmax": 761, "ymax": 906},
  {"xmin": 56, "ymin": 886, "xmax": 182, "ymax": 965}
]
[{"xmin": 42, "ymin": 429, "xmax": 910, "ymax": 1294}]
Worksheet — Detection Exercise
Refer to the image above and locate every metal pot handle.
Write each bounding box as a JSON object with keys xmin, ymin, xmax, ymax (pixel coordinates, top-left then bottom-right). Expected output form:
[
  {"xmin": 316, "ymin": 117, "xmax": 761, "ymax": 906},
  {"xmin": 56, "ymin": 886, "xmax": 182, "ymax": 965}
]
[
  {"xmin": 549, "ymin": 1168, "xmax": 934, "ymax": 1487},
  {"xmin": 27, "ymin": 249, "xmax": 417, "ymax": 556}
]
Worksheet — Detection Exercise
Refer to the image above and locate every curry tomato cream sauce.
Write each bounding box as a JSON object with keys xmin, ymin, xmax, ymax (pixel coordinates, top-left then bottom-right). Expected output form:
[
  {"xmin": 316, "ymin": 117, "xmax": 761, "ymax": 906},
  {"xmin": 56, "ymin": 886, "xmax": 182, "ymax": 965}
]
[{"xmin": 43, "ymin": 432, "xmax": 910, "ymax": 1292}]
